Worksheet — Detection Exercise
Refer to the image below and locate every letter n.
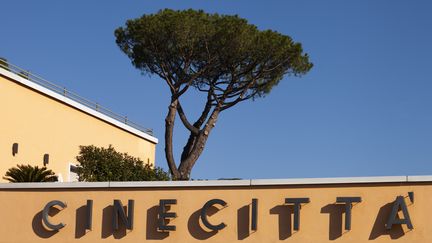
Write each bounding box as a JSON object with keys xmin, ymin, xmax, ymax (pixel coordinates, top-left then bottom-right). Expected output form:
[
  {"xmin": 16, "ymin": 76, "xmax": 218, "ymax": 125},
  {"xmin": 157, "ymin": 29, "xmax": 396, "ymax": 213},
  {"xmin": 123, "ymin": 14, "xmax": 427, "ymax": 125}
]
[{"xmin": 112, "ymin": 200, "xmax": 134, "ymax": 230}]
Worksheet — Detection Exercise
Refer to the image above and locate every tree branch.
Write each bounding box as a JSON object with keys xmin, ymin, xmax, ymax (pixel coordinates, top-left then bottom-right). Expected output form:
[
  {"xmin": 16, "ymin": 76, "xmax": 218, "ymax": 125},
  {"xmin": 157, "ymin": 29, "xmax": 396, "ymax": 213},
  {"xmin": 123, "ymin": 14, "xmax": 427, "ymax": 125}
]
[
  {"xmin": 178, "ymin": 108, "xmax": 221, "ymax": 178},
  {"xmin": 180, "ymin": 90, "xmax": 214, "ymax": 161},
  {"xmin": 194, "ymin": 90, "xmax": 214, "ymax": 128},
  {"xmin": 177, "ymin": 102, "xmax": 200, "ymax": 135}
]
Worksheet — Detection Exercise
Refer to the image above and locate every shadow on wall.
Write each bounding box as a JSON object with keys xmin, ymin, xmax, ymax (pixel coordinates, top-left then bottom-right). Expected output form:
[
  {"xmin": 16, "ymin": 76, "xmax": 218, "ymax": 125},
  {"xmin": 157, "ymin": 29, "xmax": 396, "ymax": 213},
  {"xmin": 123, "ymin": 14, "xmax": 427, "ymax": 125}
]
[
  {"xmin": 75, "ymin": 205, "xmax": 87, "ymax": 238},
  {"xmin": 237, "ymin": 205, "xmax": 250, "ymax": 240},
  {"xmin": 101, "ymin": 205, "xmax": 127, "ymax": 239},
  {"xmin": 32, "ymin": 208, "xmax": 60, "ymax": 238},
  {"xmin": 146, "ymin": 205, "xmax": 169, "ymax": 240},
  {"xmin": 320, "ymin": 204, "xmax": 345, "ymax": 240},
  {"xmin": 369, "ymin": 202, "xmax": 405, "ymax": 240},
  {"xmin": 32, "ymin": 203, "xmax": 224, "ymax": 240},
  {"xmin": 270, "ymin": 205, "xmax": 295, "ymax": 240},
  {"xmin": 188, "ymin": 206, "xmax": 218, "ymax": 240},
  {"xmin": 32, "ymin": 199, "xmax": 412, "ymax": 241}
]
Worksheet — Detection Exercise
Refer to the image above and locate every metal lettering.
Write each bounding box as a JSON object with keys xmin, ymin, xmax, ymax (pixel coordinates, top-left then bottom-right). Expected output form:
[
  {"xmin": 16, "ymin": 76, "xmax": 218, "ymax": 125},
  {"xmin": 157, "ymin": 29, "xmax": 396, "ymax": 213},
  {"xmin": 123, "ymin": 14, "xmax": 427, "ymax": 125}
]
[
  {"xmin": 200, "ymin": 199, "xmax": 227, "ymax": 231},
  {"xmin": 251, "ymin": 198, "xmax": 258, "ymax": 231},
  {"xmin": 112, "ymin": 200, "xmax": 134, "ymax": 230},
  {"xmin": 42, "ymin": 200, "xmax": 67, "ymax": 231},
  {"xmin": 158, "ymin": 199, "xmax": 177, "ymax": 231},
  {"xmin": 86, "ymin": 200, "xmax": 93, "ymax": 230},
  {"xmin": 336, "ymin": 197, "xmax": 361, "ymax": 230},
  {"xmin": 386, "ymin": 196, "xmax": 413, "ymax": 230},
  {"xmin": 285, "ymin": 198, "xmax": 310, "ymax": 231}
]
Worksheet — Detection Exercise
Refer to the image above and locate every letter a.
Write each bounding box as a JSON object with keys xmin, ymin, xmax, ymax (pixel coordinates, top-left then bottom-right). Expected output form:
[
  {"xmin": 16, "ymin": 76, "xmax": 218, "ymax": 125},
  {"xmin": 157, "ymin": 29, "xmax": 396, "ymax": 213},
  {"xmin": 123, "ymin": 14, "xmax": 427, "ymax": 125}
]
[{"xmin": 386, "ymin": 196, "xmax": 413, "ymax": 230}]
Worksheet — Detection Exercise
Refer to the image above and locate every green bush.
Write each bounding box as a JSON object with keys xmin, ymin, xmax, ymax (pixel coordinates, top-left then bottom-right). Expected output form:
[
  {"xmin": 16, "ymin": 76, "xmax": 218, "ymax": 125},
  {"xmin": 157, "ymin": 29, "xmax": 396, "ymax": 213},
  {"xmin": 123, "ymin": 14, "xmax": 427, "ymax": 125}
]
[
  {"xmin": 76, "ymin": 145, "xmax": 170, "ymax": 181},
  {"xmin": 3, "ymin": 164, "xmax": 57, "ymax": 182}
]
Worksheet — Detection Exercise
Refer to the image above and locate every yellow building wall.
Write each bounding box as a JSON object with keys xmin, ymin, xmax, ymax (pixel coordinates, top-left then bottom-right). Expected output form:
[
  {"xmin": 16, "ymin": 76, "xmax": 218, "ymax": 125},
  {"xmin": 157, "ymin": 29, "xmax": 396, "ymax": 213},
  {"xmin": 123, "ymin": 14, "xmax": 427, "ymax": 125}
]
[
  {"xmin": 0, "ymin": 74, "xmax": 156, "ymax": 181},
  {"xmin": 0, "ymin": 182, "xmax": 429, "ymax": 242}
]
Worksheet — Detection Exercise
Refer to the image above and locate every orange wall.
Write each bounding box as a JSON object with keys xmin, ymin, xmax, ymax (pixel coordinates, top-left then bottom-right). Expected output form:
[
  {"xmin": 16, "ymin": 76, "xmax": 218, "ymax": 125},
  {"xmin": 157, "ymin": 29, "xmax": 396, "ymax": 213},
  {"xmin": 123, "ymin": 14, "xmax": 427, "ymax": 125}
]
[
  {"xmin": 0, "ymin": 182, "xmax": 430, "ymax": 242},
  {"xmin": 0, "ymin": 74, "xmax": 156, "ymax": 181}
]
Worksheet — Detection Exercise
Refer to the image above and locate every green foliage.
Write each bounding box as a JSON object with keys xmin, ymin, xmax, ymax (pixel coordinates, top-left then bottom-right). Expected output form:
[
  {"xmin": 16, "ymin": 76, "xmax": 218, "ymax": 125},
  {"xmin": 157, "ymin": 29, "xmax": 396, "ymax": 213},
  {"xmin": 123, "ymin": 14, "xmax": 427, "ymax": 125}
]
[
  {"xmin": 115, "ymin": 9, "xmax": 313, "ymax": 100},
  {"xmin": 3, "ymin": 164, "xmax": 57, "ymax": 182},
  {"xmin": 76, "ymin": 145, "xmax": 170, "ymax": 181},
  {"xmin": 115, "ymin": 9, "xmax": 313, "ymax": 180}
]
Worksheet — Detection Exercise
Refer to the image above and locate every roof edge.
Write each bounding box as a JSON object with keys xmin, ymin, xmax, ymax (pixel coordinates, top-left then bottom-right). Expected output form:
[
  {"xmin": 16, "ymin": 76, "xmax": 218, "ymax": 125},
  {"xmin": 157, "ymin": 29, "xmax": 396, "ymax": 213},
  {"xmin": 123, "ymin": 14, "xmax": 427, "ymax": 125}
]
[
  {"xmin": 1, "ymin": 175, "xmax": 431, "ymax": 189},
  {"xmin": 0, "ymin": 68, "xmax": 158, "ymax": 144}
]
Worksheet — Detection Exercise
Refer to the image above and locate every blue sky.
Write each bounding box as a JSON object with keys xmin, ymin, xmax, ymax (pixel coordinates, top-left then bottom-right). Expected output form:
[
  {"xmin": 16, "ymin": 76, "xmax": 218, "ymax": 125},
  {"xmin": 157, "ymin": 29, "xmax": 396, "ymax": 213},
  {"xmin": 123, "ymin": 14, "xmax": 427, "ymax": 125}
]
[{"xmin": 1, "ymin": 1, "xmax": 431, "ymax": 179}]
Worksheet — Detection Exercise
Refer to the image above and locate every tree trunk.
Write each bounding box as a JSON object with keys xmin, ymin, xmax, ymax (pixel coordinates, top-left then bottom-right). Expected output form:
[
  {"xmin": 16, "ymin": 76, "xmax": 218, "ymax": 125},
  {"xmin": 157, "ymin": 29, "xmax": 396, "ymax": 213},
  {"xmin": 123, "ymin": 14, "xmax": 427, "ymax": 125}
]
[
  {"xmin": 177, "ymin": 109, "xmax": 220, "ymax": 180},
  {"xmin": 178, "ymin": 93, "xmax": 214, "ymax": 180},
  {"xmin": 164, "ymin": 99, "xmax": 181, "ymax": 179},
  {"xmin": 180, "ymin": 133, "xmax": 197, "ymax": 163}
]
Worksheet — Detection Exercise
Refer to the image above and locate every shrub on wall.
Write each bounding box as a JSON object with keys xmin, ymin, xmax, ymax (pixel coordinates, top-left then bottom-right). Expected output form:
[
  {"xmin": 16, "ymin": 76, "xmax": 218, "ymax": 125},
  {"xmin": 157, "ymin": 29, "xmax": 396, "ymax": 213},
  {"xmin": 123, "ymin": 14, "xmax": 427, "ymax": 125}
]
[
  {"xmin": 3, "ymin": 164, "xmax": 58, "ymax": 182},
  {"xmin": 76, "ymin": 145, "xmax": 170, "ymax": 181}
]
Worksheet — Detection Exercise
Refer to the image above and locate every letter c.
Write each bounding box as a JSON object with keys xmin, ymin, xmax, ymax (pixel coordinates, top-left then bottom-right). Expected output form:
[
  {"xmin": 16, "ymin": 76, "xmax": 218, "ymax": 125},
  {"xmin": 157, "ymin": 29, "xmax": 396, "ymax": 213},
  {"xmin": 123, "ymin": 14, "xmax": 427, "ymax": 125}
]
[
  {"xmin": 42, "ymin": 200, "xmax": 67, "ymax": 231},
  {"xmin": 200, "ymin": 199, "xmax": 227, "ymax": 231}
]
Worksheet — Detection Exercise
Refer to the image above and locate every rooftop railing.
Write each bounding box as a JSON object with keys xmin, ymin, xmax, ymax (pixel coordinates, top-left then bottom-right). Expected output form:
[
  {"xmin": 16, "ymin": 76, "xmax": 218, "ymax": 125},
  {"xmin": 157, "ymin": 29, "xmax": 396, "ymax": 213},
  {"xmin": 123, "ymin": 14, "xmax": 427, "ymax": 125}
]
[{"xmin": 0, "ymin": 60, "xmax": 154, "ymax": 136}]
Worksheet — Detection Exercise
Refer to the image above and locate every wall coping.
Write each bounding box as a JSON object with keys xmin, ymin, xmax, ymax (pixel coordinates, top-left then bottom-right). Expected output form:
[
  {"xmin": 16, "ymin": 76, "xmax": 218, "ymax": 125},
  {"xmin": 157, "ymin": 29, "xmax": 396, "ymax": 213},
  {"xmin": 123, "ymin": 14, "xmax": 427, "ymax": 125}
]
[{"xmin": 0, "ymin": 175, "xmax": 431, "ymax": 189}]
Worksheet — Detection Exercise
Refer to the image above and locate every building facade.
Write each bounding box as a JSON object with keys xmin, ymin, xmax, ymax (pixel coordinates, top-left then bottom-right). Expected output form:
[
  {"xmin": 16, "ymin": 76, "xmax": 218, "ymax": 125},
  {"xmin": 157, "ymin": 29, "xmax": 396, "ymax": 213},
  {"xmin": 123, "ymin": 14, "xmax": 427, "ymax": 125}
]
[
  {"xmin": 0, "ymin": 176, "xmax": 430, "ymax": 242},
  {"xmin": 0, "ymin": 62, "xmax": 158, "ymax": 181}
]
